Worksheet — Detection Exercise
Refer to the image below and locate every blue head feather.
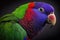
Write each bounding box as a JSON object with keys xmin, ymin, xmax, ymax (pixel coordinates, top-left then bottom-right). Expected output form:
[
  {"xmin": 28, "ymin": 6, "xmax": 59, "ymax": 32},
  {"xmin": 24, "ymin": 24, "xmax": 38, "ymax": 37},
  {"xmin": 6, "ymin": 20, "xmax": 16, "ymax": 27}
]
[{"xmin": 35, "ymin": 2, "xmax": 54, "ymax": 15}]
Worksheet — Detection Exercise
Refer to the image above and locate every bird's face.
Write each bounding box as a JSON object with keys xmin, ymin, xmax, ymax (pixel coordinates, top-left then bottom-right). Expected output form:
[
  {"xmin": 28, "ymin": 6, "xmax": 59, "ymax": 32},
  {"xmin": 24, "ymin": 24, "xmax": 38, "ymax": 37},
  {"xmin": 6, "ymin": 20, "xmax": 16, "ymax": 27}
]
[{"xmin": 27, "ymin": 2, "xmax": 56, "ymax": 26}]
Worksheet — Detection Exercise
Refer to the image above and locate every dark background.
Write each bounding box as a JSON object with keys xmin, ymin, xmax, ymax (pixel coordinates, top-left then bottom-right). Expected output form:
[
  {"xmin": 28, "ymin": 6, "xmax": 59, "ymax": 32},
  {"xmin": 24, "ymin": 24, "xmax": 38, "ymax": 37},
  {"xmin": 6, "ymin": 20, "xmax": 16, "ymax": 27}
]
[{"xmin": 0, "ymin": 0, "xmax": 60, "ymax": 40}]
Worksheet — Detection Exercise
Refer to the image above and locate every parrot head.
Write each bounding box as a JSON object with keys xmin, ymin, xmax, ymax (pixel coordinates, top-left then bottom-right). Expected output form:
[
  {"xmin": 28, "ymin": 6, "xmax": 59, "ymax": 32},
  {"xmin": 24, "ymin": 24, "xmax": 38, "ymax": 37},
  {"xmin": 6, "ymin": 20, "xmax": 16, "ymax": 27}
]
[
  {"xmin": 27, "ymin": 2, "xmax": 56, "ymax": 26},
  {"xmin": 13, "ymin": 2, "xmax": 56, "ymax": 39}
]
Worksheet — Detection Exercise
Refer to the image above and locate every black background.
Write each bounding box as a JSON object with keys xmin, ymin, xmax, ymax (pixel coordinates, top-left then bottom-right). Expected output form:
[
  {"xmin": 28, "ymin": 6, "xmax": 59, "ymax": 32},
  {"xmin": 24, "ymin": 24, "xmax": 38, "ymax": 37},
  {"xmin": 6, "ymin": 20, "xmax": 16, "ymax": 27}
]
[{"xmin": 0, "ymin": 0, "xmax": 60, "ymax": 40}]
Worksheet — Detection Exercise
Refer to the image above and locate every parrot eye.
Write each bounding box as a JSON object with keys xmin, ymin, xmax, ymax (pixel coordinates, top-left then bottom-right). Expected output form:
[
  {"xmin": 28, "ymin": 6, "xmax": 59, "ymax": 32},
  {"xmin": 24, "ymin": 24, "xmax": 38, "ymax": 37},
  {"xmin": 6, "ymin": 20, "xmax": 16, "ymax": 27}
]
[{"xmin": 38, "ymin": 8, "xmax": 44, "ymax": 12}]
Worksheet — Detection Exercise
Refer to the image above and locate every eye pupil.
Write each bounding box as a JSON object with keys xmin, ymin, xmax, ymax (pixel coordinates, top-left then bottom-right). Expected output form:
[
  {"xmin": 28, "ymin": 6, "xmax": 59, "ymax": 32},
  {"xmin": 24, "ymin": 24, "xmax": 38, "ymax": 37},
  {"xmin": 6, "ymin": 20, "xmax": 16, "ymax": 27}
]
[
  {"xmin": 39, "ymin": 8, "xmax": 44, "ymax": 12},
  {"xmin": 40, "ymin": 8, "xmax": 43, "ymax": 11}
]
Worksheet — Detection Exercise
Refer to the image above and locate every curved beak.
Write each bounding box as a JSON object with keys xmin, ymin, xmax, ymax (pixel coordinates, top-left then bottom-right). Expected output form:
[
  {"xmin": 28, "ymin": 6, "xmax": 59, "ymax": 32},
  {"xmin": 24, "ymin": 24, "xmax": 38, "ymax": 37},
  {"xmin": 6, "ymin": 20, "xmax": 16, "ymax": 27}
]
[{"xmin": 48, "ymin": 12, "xmax": 56, "ymax": 25}]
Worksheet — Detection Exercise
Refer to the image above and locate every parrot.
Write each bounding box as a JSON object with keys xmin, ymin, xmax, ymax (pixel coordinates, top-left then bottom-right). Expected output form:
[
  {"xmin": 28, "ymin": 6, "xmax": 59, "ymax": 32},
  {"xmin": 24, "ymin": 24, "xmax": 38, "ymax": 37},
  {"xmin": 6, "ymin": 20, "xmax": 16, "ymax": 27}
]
[{"xmin": 0, "ymin": 2, "xmax": 56, "ymax": 40}]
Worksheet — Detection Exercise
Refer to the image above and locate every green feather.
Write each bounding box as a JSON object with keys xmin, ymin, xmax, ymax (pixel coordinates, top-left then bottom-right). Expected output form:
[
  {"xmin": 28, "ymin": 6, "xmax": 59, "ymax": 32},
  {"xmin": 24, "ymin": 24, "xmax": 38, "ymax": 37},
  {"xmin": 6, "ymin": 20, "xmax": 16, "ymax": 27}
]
[
  {"xmin": 0, "ymin": 14, "xmax": 27, "ymax": 40},
  {"xmin": 0, "ymin": 22, "xmax": 27, "ymax": 40},
  {"xmin": 12, "ymin": 3, "xmax": 28, "ymax": 19},
  {"xmin": 0, "ymin": 14, "xmax": 18, "ymax": 23}
]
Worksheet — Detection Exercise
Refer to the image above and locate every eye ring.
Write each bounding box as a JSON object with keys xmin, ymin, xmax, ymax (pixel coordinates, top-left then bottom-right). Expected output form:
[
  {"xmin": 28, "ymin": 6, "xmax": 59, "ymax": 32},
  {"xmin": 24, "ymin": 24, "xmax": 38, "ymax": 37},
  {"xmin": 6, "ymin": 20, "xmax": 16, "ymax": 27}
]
[{"xmin": 38, "ymin": 7, "xmax": 44, "ymax": 12}]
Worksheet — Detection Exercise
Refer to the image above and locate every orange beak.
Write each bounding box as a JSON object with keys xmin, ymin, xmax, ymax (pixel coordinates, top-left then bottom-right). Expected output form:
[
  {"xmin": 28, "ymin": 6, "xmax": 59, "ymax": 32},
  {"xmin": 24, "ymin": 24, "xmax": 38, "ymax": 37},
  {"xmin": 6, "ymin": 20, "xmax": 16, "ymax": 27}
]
[{"xmin": 48, "ymin": 12, "xmax": 56, "ymax": 25}]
